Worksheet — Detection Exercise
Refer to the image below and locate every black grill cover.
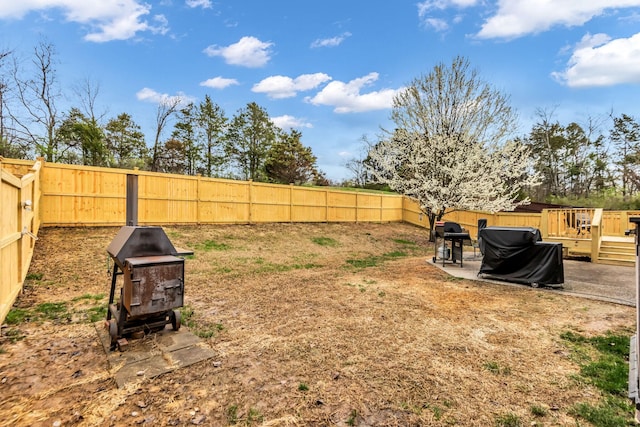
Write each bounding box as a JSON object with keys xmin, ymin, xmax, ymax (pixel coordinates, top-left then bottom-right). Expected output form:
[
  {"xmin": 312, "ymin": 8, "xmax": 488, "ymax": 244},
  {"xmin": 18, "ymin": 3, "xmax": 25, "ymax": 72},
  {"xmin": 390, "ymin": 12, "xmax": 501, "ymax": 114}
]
[{"xmin": 478, "ymin": 226, "xmax": 564, "ymax": 286}]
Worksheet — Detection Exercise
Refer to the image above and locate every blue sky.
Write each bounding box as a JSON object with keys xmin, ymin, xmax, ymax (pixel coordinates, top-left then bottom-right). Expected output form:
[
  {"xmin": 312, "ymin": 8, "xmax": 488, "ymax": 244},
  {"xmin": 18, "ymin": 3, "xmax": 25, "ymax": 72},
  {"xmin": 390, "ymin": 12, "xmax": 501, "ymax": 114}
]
[{"xmin": 1, "ymin": 1, "xmax": 640, "ymax": 181}]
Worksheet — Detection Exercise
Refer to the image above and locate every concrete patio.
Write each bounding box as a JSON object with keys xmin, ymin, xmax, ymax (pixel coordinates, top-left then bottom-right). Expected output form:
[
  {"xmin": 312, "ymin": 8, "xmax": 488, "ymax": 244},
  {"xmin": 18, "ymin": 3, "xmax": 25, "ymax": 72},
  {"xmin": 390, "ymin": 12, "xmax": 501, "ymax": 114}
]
[{"xmin": 432, "ymin": 252, "xmax": 637, "ymax": 307}]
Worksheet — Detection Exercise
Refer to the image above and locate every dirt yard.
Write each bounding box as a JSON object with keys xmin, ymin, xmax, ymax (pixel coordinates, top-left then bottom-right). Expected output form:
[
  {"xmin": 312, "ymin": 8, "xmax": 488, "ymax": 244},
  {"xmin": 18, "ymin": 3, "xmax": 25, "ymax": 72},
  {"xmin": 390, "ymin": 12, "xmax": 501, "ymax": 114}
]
[{"xmin": 0, "ymin": 222, "xmax": 635, "ymax": 426}]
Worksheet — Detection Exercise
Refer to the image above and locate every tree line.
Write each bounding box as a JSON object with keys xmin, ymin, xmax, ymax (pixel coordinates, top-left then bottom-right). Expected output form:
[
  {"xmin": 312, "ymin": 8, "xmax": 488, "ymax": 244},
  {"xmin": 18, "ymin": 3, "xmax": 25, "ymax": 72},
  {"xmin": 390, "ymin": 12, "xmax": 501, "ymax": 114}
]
[
  {"xmin": 349, "ymin": 96, "xmax": 640, "ymax": 209},
  {"xmin": 0, "ymin": 40, "xmax": 328, "ymax": 186},
  {"xmin": 520, "ymin": 109, "xmax": 640, "ymax": 208},
  {"xmin": 3, "ymin": 40, "xmax": 639, "ymax": 209}
]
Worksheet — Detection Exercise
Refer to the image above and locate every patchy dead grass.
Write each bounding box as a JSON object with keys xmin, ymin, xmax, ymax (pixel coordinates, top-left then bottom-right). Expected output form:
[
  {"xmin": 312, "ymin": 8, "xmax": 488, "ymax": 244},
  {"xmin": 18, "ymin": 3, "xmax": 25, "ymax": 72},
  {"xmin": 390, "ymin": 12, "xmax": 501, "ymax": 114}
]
[{"xmin": 0, "ymin": 222, "xmax": 635, "ymax": 426}]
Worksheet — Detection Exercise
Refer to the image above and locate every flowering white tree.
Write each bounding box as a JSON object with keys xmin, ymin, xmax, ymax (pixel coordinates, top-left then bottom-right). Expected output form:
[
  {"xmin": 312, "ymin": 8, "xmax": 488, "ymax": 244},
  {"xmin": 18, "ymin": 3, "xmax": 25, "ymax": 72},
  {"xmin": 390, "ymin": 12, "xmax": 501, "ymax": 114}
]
[{"xmin": 367, "ymin": 57, "xmax": 540, "ymax": 237}]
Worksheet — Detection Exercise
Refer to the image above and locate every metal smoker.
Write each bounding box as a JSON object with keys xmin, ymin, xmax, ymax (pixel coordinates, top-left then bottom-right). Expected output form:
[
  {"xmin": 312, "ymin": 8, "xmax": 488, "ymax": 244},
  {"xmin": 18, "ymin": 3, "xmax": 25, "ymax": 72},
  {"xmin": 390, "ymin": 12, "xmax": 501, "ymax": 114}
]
[{"xmin": 105, "ymin": 175, "xmax": 192, "ymax": 351}]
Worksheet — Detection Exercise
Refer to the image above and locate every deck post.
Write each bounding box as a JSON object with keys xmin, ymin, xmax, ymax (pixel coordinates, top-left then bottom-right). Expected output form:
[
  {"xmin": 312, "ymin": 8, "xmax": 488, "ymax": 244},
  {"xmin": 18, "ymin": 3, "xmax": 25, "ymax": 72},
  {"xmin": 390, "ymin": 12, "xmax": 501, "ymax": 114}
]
[
  {"xmin": 540, "ymin": 209, "xmax": 549, "ymax": 239},
  {"xmin": 590, "ymin": 208, "xmax": 603, "ymax": 263}
]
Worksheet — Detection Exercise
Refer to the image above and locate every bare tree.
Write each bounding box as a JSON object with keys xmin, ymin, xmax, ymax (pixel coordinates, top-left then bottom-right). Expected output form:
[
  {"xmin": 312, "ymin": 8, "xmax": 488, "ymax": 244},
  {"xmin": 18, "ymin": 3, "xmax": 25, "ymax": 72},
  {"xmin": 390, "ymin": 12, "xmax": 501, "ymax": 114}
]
[
  {"xmin": 151, "ymin": 96, "xmax": 182, "ymax": 171},
  {"xmin": 72, "ymin": 76, "xmax": 107, "ymax": 123},
  {"xmin": 0, "ymin": 48, "xmax": 13, "ymax": 144},
  {"xmin": 344, "ymin": 134, "xmax": 376, "ymax": 187},
  {"xmin": 8, "ymin": 39, "xmax": 63, "ymax": 161}
]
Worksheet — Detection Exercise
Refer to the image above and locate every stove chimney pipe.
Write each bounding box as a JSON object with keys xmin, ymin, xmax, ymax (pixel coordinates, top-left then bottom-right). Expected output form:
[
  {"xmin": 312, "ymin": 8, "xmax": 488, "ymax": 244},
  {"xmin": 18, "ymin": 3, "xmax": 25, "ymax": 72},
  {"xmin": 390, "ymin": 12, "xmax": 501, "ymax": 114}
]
[{"xmin": 126, "ymin": 174, "xmax": 138, "ymax": 226}]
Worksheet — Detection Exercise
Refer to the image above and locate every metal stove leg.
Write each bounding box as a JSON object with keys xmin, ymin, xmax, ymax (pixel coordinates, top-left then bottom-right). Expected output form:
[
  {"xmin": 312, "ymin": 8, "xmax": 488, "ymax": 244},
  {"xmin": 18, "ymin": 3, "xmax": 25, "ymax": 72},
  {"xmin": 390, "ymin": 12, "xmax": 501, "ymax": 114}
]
[{"xmin": 107, "ymin": 264, "xmax": 119, "ymax": 321}]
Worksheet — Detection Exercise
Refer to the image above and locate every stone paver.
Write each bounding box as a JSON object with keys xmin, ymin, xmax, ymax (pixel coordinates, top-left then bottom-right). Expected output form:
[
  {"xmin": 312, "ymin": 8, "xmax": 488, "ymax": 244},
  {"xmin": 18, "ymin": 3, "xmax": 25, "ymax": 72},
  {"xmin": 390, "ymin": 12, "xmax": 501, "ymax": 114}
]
[{"xmin": 94, "ymin": 322, "xmax": 216, "ymax": 387}]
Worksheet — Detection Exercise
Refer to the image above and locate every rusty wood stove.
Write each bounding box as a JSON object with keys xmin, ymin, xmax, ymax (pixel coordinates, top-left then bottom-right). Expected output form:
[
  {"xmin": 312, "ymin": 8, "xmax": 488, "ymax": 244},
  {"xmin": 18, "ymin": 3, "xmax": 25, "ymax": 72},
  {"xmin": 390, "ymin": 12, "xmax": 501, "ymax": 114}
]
[{"xmin": 105, "ymin": 175, "xmax": 192, "ymax": 351}]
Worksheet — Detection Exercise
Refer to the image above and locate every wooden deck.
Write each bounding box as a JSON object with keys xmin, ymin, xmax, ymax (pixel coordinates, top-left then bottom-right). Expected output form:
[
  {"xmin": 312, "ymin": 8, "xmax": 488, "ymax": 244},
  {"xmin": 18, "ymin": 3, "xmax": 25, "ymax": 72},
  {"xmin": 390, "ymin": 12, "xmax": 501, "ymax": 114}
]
[{"xmin": 546, "ymin": 235, "xmax": 635, "ymax": 266}]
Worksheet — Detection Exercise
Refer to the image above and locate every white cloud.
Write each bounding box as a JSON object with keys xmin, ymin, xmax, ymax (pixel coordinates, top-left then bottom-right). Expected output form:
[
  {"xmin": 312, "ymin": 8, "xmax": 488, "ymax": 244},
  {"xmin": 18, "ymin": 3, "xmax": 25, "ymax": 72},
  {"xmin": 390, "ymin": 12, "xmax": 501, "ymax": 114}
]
[
  {"xmin": 271, "ymin": 115, "xmax": 313, "ymax": 130},
  {"xmin": 417, "ymin": 0, "xmax": 476, "ymax": 32},
  {"xmin": 0, "ymin": 0, "xmax": 168, "ymax": 42},
  {"xmin": 185, "ymin": 0, "xmax": 212, "ymax": 8},
  {"xmin": 424, "ymin": 18, "xmax": 449, "ymax": 32},
  {"xmin": 305, "ymin": 72, "xmax": 403, "ymax": 113},
  {"xmin": 200, "ymin": 76, "xmax": 239, "ymax": 89},
  {"xmin": 477, "ymin": 0, "xmax": 640, "ymax": 39},
  {"xmin": 417, "ymin": 0, "xmax": 478, "ymax": 14},
  {"xmin": 136, "ymin": 87, "xmax": 195, "ymax": 105},
  {"xmin": 252, "ymin": 73, "xmax": 332, "ymax": 99},
  {"xmin": 552, "ymin": 32, "xmax": 640, "ymax": 87},
  {"xmin": 310, "ymin": 32, "xmax": 352, "ymax": 48},
  {"xmin": 203, "ymin": 36, "xmax": 273, "ymax": 68}
]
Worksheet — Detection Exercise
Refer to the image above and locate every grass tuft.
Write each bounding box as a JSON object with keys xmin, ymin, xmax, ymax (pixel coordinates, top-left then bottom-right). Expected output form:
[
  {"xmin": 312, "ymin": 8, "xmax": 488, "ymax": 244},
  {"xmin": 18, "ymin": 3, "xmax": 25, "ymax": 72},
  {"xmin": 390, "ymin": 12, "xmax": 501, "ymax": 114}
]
[
  {"xmin": 180, "ymin": 305, "xmax": 224, "ymax": 339},
  {"xmin": 196, "ymin": 240, "xmax": 231, "ymax": 251},
  {"xmin": 483, "ymin": 361, "xmax": 511, "ymax": 375},
  {"xmin": 35, "ymin": 302, "xmax": 68, "ymax": 321},
  {"xmin": 226, "ymin": 405, "xmax": 238, "ymax": 425},
  {"xmin": 5, "ymin": 308, "xmax": 30, "ymax": 325},
  {"xmin": 311, "ymin": 237, "xmax": 339, "ymax": 247},
  {"xmin": 346, "ymin": 251, "xmax": 408, "ymax": 269},
  {"xmin": 530, "ymin": 405, "xmax": 547, "ymax": 417},
  {"xmin": 72, "ymin": 293, "xmax": 105, "ymax": 302},
  {"xmin": 26, "ymin": 272, "xmax": 43, "ymax": 281},
  {"xmin": 495, "ymin": 413, "xmax": 521, "ymax": 427},
  {"xmin": 393, "ymin": 238, "xmax": 417, "ymax": 245}
]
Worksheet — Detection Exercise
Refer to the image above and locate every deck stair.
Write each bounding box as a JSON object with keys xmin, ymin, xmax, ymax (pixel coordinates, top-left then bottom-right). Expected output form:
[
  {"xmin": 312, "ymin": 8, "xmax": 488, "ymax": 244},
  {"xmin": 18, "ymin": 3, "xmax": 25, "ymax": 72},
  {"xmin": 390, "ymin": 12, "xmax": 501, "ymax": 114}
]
[{"xmin": 597, "ymin": 236, "xmax": 636, "ymax": 267}]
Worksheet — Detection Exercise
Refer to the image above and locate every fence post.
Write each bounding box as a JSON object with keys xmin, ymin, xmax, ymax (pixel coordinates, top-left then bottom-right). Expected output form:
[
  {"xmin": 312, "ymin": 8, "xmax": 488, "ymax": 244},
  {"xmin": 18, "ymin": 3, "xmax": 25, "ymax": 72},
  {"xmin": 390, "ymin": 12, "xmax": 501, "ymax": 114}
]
[
  {"xmin": 325, "ymin": 189, "xmax": 329, "ymax": 222},
  {"xmin": 196, "ymin": 174, "xmax": 201, "ymax": 225},
  {"xmin": 590, "ymin": 208, "xmax": 603, "ymax": 263},
  {"xmin": 540, "ymin": 210, "xmax": 549, "ymax": 239},
  {"xmin": 248, "ymin": 180, "xmax": 253, "ymax": 224},
  {"xmin": 289, "ymin": 183, "xmax": 294, "ymax": 223}
]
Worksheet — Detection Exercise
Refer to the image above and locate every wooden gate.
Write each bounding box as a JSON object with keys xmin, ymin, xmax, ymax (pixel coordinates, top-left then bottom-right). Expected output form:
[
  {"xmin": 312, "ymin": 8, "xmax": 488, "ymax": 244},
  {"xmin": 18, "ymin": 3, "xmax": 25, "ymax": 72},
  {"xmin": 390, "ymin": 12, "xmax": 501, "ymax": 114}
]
[{"xmin": 0, "ymin": 158, "xmax": 41, "ymax": 324}]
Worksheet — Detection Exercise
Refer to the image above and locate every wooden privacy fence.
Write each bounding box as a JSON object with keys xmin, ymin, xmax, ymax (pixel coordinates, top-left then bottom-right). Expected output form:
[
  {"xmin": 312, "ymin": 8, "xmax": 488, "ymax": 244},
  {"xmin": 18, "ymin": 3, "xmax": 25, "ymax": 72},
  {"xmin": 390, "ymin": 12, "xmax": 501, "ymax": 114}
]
[
  {"xmin": 4, "ymin": 157, "xmax": 640, "ymax": 324},
  {"xmin": 0, "ymin": 158, "xmax": 41, "ymax": 324},
  {"xmin": 2, "ymin": 159, "xmax": 405, "ymax": 226}
]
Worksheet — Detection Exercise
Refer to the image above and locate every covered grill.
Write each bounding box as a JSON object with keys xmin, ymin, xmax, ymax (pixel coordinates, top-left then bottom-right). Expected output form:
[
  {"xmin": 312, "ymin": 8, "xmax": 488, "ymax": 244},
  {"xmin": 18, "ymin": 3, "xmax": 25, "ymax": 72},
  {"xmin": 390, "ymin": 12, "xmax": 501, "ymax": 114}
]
[
  {"xmin": 105, "ymin": 175, "xmax": 192, "ymax": 351},
  {"xmin": 478, "ymin": 226, "xmax": 564, "ymax": 287}
]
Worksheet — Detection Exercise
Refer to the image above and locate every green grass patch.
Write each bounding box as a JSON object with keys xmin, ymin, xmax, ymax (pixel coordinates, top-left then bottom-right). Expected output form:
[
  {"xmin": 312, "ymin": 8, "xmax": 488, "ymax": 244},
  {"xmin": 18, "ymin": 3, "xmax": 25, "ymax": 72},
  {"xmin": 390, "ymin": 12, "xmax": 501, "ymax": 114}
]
[
  {"xmin": 570, "ymin": 397, "xmax": 632, "ymax": 427},
  {"xmin": 311, "ymin": 236, "xmax": 339, "ymax": 247},
  {"xmin": 180, "ymin": 305, "xmax": 224, "ymax": 339},
  {"xmin": 25, "ymin": 272, "xmax": 43, "ymax": 281},
  {"xmin": 215, "ymin": 266, "xmax": 234, "ymax": 273},
  {"xmin": 196, "ymin": 240, "xmax": 231, "ymax": 251},
  {"xmin": 167, "ymin": 231, "xmax": 183, "ymax": 239},
  {"xmin": 5, "ymin": 308, "xmax": 30, "ymax": 325},
  {"xmin": 483, "ymin": 361, "xmax": 511, "ymax": 375},
  {"xmin": 530, "ymin": 405, "xmax": 547, "ymax": 417},
  {"xmin": 246, "ymin": 408, "xmax": 263, "ymax": 424},
  {"xmin": 71, "ymin": 293, "xmax": 105, "ymax": 302},
  {"xmin": 35, "ymin": 302, "xmax": 69, "ymax": 321},
  {"xmin": 298, "ymin": 382, "xmax": 309, "ymax": 391},
  {"xmin": 85, "ymin": 305, "xmax": 107, "ymax": 323},
  {"xmin": 345, "ymin": 251, "xmax": 409, "ymax": 269},
  {"xmin": 346, "ymin": 409, "xmax": 358, "ymax": 426},
  {"xmin": 495, "ymin": 413, "xmax": 521, "ymax": 427},
  {"xmin": 253, "ymin": 257, "xmax": 320, "ymax": 273},
  {"xmin": 3, "ymin": 328, "xmax": 26, "ymax": 343},
  {"xmin": 393, "ymin": 238, "xmax": 417, "ymax": 245},
  {"xmin": 226, "ymin": 405, "xmax": 238, "ymax": 425},
  {"xmin": 561, "ymin": 330, "xmax": 634, "ymax": 425},
  {"xmin": 561, "ymin": 331, "xmax": 630, "ymax": 396},
  {"xmin": 384, "ymin": 250, "xmax": 407, "ymax": 258},
  {"xmin": 7, "ymin": 301, "xmax": 106, "ymax": 325},
  {"xmin": 346, "ymin": 256, "xmax": 379, "ymax": 268}
]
